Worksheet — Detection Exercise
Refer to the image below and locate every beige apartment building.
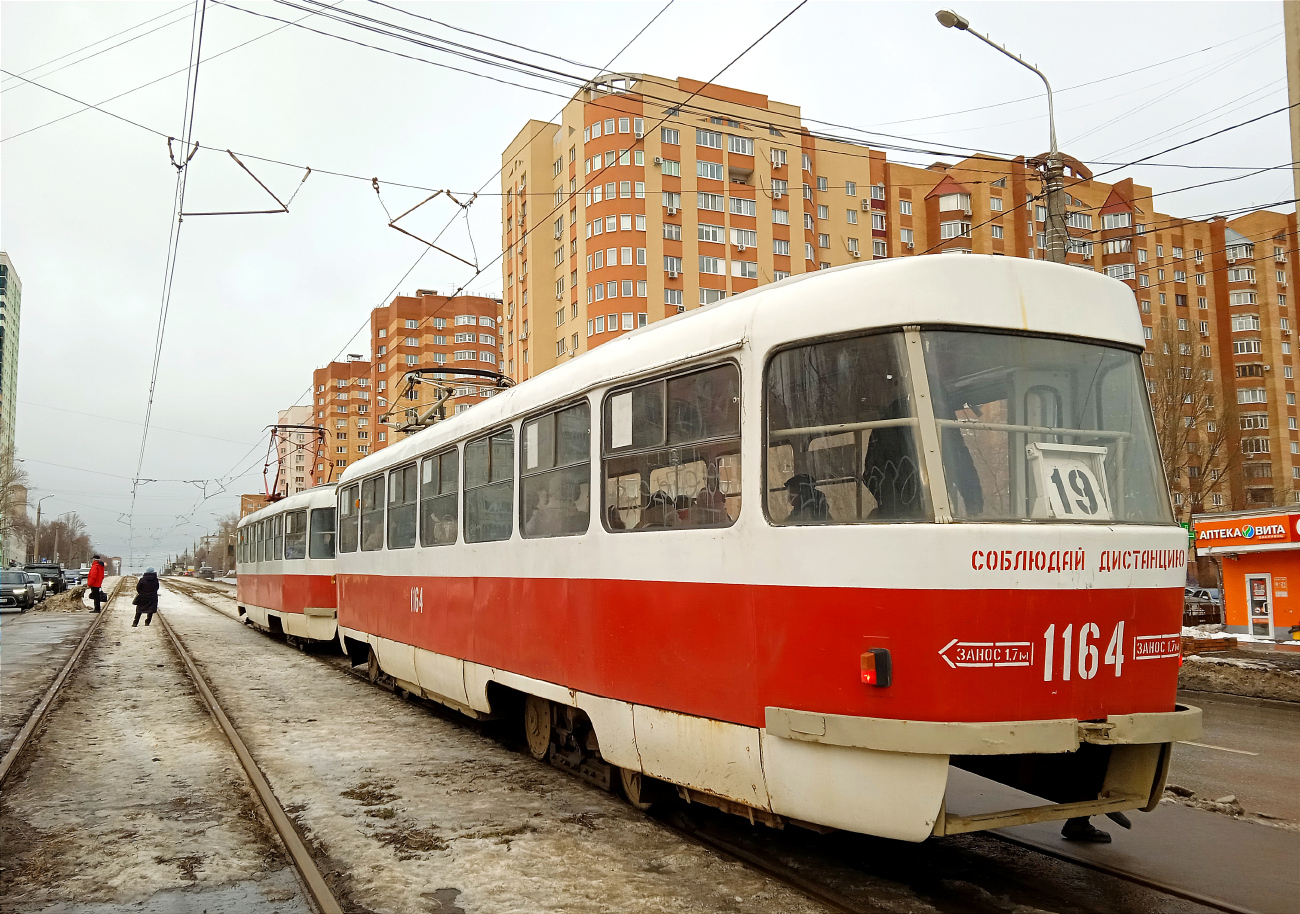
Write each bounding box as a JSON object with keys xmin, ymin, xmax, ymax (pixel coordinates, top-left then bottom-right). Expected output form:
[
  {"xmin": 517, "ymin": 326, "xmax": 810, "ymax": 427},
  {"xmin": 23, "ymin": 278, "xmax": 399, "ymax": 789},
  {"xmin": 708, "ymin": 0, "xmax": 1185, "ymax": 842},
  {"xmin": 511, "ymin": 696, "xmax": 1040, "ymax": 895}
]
[
  {"xmin": 272, "ymin": 404, "xmax": 314, "ymax": 497},
  {"xmin": 500, "ymin": 73, "xmax": 1298, "ymax": 515}
]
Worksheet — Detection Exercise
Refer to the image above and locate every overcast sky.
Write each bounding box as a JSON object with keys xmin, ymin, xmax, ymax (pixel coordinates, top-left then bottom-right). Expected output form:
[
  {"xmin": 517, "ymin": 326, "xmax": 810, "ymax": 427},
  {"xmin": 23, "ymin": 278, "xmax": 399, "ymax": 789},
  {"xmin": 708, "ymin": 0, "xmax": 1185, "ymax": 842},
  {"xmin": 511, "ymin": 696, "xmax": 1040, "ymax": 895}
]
[{"xmin": 2, "ymin": 1, "xmax": 1293, "ymax": 570}]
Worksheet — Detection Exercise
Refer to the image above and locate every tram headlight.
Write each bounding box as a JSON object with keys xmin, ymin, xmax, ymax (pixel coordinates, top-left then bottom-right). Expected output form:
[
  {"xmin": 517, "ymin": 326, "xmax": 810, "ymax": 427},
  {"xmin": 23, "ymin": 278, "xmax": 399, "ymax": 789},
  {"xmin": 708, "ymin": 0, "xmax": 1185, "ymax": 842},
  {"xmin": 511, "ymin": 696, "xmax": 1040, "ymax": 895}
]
[{"xmin": 860, "ymin": 648, "xmax": 892, "ymax": 687}]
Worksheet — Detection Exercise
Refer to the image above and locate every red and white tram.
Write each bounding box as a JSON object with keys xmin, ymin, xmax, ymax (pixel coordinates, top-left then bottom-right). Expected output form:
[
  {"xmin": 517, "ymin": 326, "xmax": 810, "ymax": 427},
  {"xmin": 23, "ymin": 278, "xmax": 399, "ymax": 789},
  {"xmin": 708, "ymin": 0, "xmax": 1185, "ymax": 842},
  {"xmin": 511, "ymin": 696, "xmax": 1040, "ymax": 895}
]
[
  {"xmin": 324, "ymin": 256, "xmax": 1198, "ymax": 841},
  {"xmin": 236, "ymin": 485, "xmax": 338, "ymax": 643}
]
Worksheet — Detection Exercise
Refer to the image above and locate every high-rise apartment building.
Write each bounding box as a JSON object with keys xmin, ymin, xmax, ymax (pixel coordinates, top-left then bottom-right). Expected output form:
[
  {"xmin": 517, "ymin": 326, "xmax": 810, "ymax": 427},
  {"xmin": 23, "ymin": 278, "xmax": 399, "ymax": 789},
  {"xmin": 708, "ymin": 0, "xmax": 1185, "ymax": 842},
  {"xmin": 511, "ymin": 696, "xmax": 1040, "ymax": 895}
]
[
  {"xmin": 0, "ymin": 251, "xmax": 21, "ymax": 457},
  {"xmin": 273, "ymin": 405, "xmax": 314, "ymax": 497},
  {"xmin": 500, "ymin": 74, "xmax": 1298, "ymax": 515},
  {"xmin": 309, "ymin": 355, "xmax": 373, "ymax": 487},
  {"xmin": 305, "ymin": 290, "xmax": 505, "ymax": 488}
]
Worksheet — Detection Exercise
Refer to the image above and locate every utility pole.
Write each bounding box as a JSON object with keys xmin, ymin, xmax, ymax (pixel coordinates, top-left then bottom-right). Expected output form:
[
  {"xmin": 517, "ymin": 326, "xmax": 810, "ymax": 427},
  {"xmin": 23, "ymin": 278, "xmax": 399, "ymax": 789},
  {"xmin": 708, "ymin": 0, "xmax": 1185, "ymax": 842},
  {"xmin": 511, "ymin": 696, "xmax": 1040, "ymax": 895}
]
[
  {"xmin": 936, "ymin": 9, "xmax": 1067, "ymax": 264},
  {"xmin": 31, "ymin": 494, "xmax": 52, "ymax": 562}
]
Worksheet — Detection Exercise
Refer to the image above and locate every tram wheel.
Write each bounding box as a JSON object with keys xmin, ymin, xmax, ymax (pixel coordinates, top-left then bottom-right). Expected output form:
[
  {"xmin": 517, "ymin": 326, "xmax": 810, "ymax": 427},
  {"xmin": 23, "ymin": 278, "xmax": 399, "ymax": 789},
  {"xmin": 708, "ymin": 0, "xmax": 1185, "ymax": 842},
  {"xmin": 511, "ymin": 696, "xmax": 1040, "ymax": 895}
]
[
  {"xmin": 523, "ymin": 695, "xmax": 552, "ymax": 760},
  {"xmin": 619, "ymin": 767, "xmax": 661, "ymax": 811},
  {"xmin": 367, "ymin": 650, "xmax": 382, "ymax": 685}
]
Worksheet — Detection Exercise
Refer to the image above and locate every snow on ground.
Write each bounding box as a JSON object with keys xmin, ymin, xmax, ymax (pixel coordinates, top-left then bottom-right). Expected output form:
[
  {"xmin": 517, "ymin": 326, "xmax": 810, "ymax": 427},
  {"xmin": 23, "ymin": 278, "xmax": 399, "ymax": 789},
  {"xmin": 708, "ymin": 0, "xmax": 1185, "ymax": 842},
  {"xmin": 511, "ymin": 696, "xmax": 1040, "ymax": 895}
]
[
  {"xmin": 161, "ymin": 586, "xmax": 825, "ymax": 914},
  {"xmin": 1181, "ymin": 625, "xmax": 1288, "ymax": 645},
  {"xmin": 0, "ymin": 590, "xmax": 312, "ymax": 914}
]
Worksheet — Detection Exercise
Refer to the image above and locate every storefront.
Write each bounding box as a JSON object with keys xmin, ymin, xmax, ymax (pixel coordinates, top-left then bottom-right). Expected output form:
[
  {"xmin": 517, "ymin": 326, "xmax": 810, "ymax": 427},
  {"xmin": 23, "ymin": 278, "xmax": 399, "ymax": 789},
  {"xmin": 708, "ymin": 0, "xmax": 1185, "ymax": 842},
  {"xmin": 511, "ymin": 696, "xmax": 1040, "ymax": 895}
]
[{"xmin": 1192, "ymin": 509, "xmax": 1300, "ymax": 641}]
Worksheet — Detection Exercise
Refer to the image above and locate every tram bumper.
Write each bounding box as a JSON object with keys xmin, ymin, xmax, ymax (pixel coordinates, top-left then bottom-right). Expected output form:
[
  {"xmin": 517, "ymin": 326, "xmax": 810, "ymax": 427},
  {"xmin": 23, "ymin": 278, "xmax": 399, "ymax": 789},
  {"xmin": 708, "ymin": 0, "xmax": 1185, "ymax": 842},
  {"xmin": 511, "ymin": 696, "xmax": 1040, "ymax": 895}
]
[{"xmin": 764, "ymin": 705, "xmax": 1201, "ymax": 838}]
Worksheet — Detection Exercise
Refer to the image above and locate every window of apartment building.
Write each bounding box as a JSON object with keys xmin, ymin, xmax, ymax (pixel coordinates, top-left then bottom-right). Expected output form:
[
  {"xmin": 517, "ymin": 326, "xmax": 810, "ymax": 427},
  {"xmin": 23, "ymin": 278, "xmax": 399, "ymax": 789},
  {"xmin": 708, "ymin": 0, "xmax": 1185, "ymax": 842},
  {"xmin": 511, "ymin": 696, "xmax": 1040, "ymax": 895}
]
[
  {"xmin": 1178, "ymin": 319, "xmax": 1189, "ymax": 331},
  {"xmin": 731, "ymin": 197, "xmax": 756, "ymax": 217},
  {"xmin": 1238, "ymin": 388, "xmax": 1267, "ymax": 406},
  {"xmin": 1158, "ymin": 269, "xmax": 1165, "ymax": 281},
  {"xmin": 804, "ymin": 212, "xmax": 815, "ymax": 231},
  {"xmin": 899, "ymin": 200, "xmax": 912, "ymax": 215},
  {"xmin": 1143, "ymin": 327, "xmax": 1152, "ymax": 340},
  {"xmin": 818, "ymin": 233, "xmax": 830, "ymax": 249},
  {"xmin": 871, "ymin": 212, "xmax": 886, "ymax": 231},
  {"xmin": 1199, "ymin": 321, "xmax": 1209, "ymax": 334},
  {"xmin": 774, "ymin": 239, "xmax": 790, "ymax": 256},
  {"xmin": 845, "ymin": 209, "xmax": 858, "ymax": 225},
  {"xmin": 774, "ymin": 270, "xmax": 790, "ymax": 281},
  {"xmin": 698, "ymin": 192, "xmax": 724, "ymax": 212},
  {"xmin": 1278, "ymin": 271, "xmax": 1288, "ymax": 285},
  {"xmin": 1104, "ymin": 264, "xmax": 1136, "ymax": 280},
  {"xmin": 663, "ymin": 223, "xmax": 682, "ymax": 241},
  {"xmin": 696, "ymin": 129, "xmax": 722, "ymax": 148},
  {"xmin": 771, "ymin": 148, "xmax": 787, "ymax": 167},
  {"xmin": 873, "ymin": 240, "xmax": 888, "ymax": 258},
  {"xmin": 662, "ymin": 191, "xmax": 681, "ymax": 210},
  {"xmin": 871, "ymin": 184, "xmax": 886, "ymax": 200},
  {"xmin": 1102, "ymin": 213, "xmax": 1132, "ymax": 230},
  {"xmin": 802, "ymin": 153, "xmax": 812, "ymax": 171},
  {"xmin": 940, "ymin": 193, "xmax": 972, "ymax": 213},
  {"xmin": 803, "ymin": 183, "xmax": 812, "ymax": 200},
  {"xmin": 699, "ymin": 223, "xmax": 725, "ymax": 243},
  {"xmin": 816, "ymin": 204, "xmax": 829, "ymax": 221},
  {"xmin": 404, "ymin": 336, "xmax": 418, "ymax": 346},
  {"xmin": 1230, "ymin": 291, "xmax": 1258, "ymax": 305},
  {"xmin": 991, "ymin": 225, "xmax": 1004, "ymax": 239},
  {"xmin": 989, "ymin": 197, "xmax": 1003, "ymax": 212},
  {"xmin": 1233, "ymin": 339, "xmax": 1262, "ymax": 355},
  {"xmin": 665, "ymin": 256, "xmax": 683, "ymax": 275},
  {"xmin": 900, "ymin": 228, "xmax": 914, "ymax": 246},
  {"xmin": 665, "ymin": 289, "xmax": 683, "ymax": 308},
  {"xmin": 1034, "ymin": 205, "xmax": 1047, "ymax": 223},
  {"xmin": 661, "ymin": 127, "xmax": 679, "ymax": 145},
  {"xmin": 771, "ymin": 179, "xmax": 787, "ymax": 198},
  {"xmin": 1281, "ymin": 295, "xmax": 1289, "ymax": 308},
  {"xmin": 732, "ymin": 228, "xmax": 757, "ymax": 248},
  {"xmin": 841, "ymin": 181, "xmax": 855, "ymax": 197},
  {"xmin": 1159, "ymin": 293, "xmax": 1167, "ymax": 305},
  {"xmin": 454, "ymin": 349, "xmax": 477, "ymax": 361},
  {"xmin": 377, "ymin": 329, "xmax": 386, "ymax": 338},
  {"xmin": 806, "ymin": 242, "xmax": 815, "ymax": 260},
  {"xmin": 697, "ymin": 161, "xmax": 724, "ymax": 181},
  {"xmin": 1231, "ymin": 314, "xmax": 1260, "ymax": 331},
  {"xmin": 1228, "ymin": 267, "xmax": 1256, "ymax": 283},
  {"xmin": 1175, "ymin": 294, "xmax": 1188, "ymax": 307},
  {"xmin": 377, "ymin": 345, "xmax": 387, "ymax": 356},
  {"xmin": 728, "ymin": 135, "xmax": 754, "ymax": 155},
  {"xmin": 732, "ymin": 260, "xmax": 758, "ymax": 279},
  {"xmin": 816, "ymin": 176, "xmax": 828, "ymax": 192},
  {"xmin": 700, "ymin": 256, "xmax": 724, "ymax": 275},
  {"xmin": 773, "ymin": 208, "xmax": 789, "ymax": 225},
  {"xmin": 700, "ymin": 290, "xmax": 727, "ymax": 306},
  {"xmin": 940, "ymin": 220, "xmax": 971, "ymax": 240}
]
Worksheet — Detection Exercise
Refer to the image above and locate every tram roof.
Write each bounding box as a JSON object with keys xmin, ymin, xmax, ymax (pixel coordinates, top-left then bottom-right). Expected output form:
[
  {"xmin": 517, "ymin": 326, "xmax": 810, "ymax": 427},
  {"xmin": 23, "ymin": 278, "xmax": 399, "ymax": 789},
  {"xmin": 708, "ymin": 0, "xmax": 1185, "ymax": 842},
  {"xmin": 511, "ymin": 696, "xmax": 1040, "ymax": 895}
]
[
  {"xmin": 340, "ymin": 256, "xmax": 1142, "ymax": 485},
  {"xmin": 239, "ymin": 484, "xmax": 337, "ymax": 529}
]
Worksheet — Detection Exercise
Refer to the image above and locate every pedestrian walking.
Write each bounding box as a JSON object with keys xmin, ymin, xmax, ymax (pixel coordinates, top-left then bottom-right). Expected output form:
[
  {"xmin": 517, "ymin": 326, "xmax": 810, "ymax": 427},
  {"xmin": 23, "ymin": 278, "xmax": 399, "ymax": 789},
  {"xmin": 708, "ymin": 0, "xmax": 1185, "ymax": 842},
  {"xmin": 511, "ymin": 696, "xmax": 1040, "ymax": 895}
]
[
  {"xmin": 133, "ymin": 568, "xmax": 159, "ymax": 627},
  {"xmin": 86, "ymin": 555, "xmax": 107, "ymax": 613}
]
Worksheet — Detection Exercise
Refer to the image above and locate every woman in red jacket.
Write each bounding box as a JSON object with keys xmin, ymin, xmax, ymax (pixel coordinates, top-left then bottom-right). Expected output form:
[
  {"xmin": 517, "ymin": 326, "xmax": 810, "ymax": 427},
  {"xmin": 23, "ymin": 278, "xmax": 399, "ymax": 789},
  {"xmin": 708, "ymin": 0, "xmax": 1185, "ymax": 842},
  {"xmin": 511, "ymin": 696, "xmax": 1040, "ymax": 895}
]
[{"xmin": 86, "ymin": 556, "xmax": 106, "ymax": 613}]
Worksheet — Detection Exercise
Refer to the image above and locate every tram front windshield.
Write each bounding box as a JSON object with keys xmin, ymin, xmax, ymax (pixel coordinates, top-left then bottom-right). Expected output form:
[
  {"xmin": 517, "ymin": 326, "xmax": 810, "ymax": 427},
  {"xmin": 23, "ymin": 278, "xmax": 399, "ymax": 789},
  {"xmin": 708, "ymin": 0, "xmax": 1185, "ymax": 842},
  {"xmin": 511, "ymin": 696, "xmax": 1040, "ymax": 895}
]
[{"xmin": 766, "ymin": 330, "xmax": 1171, "ymax": 525}]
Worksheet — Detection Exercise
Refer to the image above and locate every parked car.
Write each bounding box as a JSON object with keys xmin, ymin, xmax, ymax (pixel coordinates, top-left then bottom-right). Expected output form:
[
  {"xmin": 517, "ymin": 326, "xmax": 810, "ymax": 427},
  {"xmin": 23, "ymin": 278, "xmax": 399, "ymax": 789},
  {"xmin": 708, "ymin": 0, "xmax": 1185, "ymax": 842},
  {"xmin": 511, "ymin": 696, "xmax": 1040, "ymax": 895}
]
[
  {"xmin": 1, "ymin": 570, "xmax": 36, "ymax": 611},
  {"xmin": 1184, "ymin": 586, "xmax": 1222, "ymax": 626},
  {"xmin": 63, "ymin": 570, "xmax": 82, "ymax": 587},
  {"xmin": 25, "ymin": 572, "xmax": 47, "ymax": 603},
  {"xmin": 24, "ymin": 562, "xmax": 66, "ymax": 595}
]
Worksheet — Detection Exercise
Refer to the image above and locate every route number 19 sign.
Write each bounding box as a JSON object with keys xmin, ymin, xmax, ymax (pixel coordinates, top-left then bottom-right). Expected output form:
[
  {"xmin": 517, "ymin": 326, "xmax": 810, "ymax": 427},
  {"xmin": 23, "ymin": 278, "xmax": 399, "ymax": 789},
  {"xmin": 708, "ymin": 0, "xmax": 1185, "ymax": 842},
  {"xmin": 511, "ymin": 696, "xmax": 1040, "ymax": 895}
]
[{"xmin": 1026, "ymin": 442, "xmax": 1113, "ymax": 521}]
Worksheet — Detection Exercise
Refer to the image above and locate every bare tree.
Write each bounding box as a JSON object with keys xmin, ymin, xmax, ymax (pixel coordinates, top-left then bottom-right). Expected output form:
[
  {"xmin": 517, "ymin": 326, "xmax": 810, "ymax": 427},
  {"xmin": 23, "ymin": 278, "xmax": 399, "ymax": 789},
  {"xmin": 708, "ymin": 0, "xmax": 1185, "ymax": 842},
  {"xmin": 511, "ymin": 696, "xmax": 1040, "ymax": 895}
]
[
  {"xmin": 0, "ymin": 445, "xmax": 30, "ymax": 565},
  {"xmin": 1146, "ymin": 318, "xmax": 1239, "ymax": 524}
]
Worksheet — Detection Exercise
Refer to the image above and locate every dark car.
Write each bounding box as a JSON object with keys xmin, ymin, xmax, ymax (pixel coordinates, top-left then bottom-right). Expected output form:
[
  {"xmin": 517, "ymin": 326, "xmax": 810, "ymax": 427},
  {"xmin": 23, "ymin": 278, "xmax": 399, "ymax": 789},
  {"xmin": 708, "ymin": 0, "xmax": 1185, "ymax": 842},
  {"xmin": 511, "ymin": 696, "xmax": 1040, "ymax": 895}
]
[
  {"xmin": 1, "ymin": 570, "xmax": 36, "ymax": 611},
  {"xmin": 24, "ymin": 563, "xmax": 66, "ymax": 594},
  {"xmin": 1184, "ymin": 587, "xmax": 1222, "ymax": 626}
]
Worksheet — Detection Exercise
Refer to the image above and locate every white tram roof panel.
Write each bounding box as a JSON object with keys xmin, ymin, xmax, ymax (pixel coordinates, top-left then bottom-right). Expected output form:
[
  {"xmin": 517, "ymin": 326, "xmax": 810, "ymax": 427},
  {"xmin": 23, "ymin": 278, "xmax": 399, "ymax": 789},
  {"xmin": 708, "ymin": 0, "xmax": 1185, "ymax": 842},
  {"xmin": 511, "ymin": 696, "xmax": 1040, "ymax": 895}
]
[
  {"xmin": 238, "ymin": 484, "xmax": 337, "ymax": 529},
  {"xmin": 341, "ymin": 257, "xmax": 1142, "ymax": 485}
]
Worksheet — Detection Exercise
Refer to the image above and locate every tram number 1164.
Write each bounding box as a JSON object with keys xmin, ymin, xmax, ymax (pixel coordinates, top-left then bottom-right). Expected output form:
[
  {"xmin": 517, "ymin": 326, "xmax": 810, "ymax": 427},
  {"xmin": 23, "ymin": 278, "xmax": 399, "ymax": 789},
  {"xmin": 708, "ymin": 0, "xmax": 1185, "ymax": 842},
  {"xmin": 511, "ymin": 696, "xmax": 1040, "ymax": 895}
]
[{"xmin": 1042, "ymin": 621, "xmax": 1124, "ymax": 681}]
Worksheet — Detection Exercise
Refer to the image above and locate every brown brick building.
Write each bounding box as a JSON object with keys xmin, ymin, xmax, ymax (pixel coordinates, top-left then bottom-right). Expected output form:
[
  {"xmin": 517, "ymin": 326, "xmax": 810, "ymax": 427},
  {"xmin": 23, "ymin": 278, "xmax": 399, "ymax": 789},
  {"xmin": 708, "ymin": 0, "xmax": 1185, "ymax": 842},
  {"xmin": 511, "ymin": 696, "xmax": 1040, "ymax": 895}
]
[
  {"xmin": 500, "ymin": 73, "xmax": 1298, "ymax": 516},
  {"xmin": 305, "ymin": 290, "xmax": 505, "ymax": 486}
]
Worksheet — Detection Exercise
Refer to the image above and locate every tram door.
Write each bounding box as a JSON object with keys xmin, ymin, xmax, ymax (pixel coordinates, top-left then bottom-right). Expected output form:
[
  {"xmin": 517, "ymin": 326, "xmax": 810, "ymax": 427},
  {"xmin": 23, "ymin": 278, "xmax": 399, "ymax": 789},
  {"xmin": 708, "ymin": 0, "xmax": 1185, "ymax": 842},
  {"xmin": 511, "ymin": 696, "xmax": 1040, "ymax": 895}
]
[
  {"xmin": 1245, "ymin": 574, "xmax": 1273, "ymax": 638},
  {"xmin": 949, "ymin": 368, "xmax": 1074, "ymax": 517}
]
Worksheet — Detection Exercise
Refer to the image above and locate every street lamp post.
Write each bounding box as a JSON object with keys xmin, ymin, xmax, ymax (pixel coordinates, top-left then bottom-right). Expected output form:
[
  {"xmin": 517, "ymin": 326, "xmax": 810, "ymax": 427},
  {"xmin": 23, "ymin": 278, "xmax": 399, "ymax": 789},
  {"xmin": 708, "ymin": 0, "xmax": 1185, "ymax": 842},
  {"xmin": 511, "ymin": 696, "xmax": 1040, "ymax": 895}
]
[
  {"xmin": 936, "ymin": 9, "xmax": 1068, "ymax": 264},
  {"xmin": 31, "ymin": 494, "xmax": 53, "ymax": 563}
]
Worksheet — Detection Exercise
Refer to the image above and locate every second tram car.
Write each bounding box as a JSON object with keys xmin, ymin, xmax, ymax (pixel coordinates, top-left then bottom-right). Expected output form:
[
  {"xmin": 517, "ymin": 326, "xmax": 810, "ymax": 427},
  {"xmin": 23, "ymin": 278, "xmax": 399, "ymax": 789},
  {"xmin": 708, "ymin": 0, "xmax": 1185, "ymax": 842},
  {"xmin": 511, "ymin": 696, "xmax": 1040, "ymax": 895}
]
[
  {"xmin": 308, "ymin": 256, "xmax": 1197, "ymax": 841},
  {"xmin": 236, "ymin": 485, "xmax": 338, "ymax": 643}
]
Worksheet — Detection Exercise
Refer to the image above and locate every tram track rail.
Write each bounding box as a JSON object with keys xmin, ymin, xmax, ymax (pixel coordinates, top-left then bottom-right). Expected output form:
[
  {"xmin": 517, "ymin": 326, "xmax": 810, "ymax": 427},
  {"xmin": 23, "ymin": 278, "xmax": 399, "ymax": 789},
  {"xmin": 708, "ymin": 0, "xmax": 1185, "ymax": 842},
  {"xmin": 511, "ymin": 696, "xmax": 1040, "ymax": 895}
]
[
  {"xmin": 154, "ymin": 584, "xmax": 343, "ymax": 914},
  {"xmin": 0, "ymin": 576, "xmax": 126, "ymax": 787},
  {"xmin": 161, "ymin": 579, "xmax": 1244, "ymax": 914}
]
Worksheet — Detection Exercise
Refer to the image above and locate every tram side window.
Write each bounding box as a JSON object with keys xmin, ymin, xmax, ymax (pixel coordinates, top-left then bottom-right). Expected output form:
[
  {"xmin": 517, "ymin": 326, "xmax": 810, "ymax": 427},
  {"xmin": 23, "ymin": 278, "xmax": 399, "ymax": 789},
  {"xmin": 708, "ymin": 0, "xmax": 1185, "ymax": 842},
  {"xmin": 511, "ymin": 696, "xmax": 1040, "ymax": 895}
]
[
  {"xmin": 309, "ymin": 508, "xmax": 336, "ymax": 558},
  {"xmin": 603, "ymin": 364, "xmax": 741, "ymax": 531},
  {"xmin": 464, "ymin": 428, "xmax": 515, "ymax": 543},
  {"xmin": 257, "ymin": 521, "xmax": 267, "ymax": 562},
  {"xmin": 522, "ymin": 402, "xmax": 591, "ymax": 538},
  {"xmin": 284, "ymin": 510, "xmax": 308, "ymax": 560},
  {"xmin": 272, "ymin": 514, "xmax": 285, "ymax": 561},
  {"xmin": 766, "ymin": 332, "xmax": 928, "ymax": 524},
  {"xmin": 338, "ymin": 484, "xmax": 360, "ymax": 553},
  {"xmin": 388, "ymin": 464, "xmax": 418, "ymax": 549},
  {"xmin": 420, "ymin": 449, "xmax": 459, "ymax": 547},
  {"xmin": 361, "ymin": 476, "xmax": 386, "ymax": 551}
]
